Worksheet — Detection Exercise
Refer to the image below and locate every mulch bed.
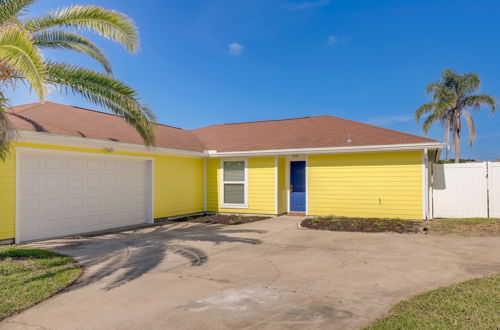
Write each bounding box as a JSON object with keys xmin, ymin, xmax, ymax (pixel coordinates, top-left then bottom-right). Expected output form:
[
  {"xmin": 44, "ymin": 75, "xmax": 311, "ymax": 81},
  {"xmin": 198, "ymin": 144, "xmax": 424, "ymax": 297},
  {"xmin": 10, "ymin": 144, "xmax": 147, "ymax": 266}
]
[
  {"xmin": 189, "ymin": 214, "xmax": 270, "ymax": 225},
  {"xmin": 301, "ymin": 217, "xmax": 422, "ymax": 233}
]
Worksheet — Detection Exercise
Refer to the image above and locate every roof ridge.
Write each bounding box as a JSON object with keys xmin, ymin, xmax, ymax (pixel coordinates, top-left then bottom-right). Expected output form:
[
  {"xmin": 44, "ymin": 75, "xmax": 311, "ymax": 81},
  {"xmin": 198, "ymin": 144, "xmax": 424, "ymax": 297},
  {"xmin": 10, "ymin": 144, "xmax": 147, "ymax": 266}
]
[
  {"xmin": 66, "ymin": 104, "xmax": 188, "ymax": 130},
  {"xmin": 8, "ymin": 101, "xmax": 46, "ymax": 113},
  {"xmin": 194, "ymin": 115, "xmax": 326, "ymax": 129}
]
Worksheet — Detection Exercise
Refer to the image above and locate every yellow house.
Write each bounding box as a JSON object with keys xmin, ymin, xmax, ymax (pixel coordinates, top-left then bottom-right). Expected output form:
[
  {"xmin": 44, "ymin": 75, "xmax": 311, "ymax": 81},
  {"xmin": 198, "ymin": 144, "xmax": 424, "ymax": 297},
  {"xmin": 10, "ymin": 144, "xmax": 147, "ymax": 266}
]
[{"xmin": 0, "ymin": 102, "xmax": 442, "ymax": 243}]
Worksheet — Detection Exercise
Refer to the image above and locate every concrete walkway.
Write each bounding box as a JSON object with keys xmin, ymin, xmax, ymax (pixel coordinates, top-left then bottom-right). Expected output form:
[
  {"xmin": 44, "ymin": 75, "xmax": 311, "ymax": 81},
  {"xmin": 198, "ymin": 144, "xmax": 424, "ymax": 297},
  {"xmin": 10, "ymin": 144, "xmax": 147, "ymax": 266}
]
[{"xmin": 2, "ymin": 216, "xmax": 500, "ymax": 330}]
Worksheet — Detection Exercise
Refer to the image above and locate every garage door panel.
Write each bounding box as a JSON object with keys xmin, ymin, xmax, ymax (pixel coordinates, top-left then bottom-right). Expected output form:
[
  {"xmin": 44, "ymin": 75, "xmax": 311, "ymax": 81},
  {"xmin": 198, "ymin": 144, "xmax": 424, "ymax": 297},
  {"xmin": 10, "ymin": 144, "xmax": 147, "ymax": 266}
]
[
  {"xmin": 20, "ymin": 154, "xmax": 41, "ymax": 170},
  {"xmin": 86, "ymin": 196, "xmax": 102, "ymax": 208},
  {"xmin": 67, "ymin": 176, "xmax": 85, "ymax": 190},
  {"xmin": 65, "ymin": 216, "xmax": 85, "ymax": 230},
  {"xmin": 18, "ymin": 151, "xmax": 151, "ymax": 242},
  {"xmin": 41, "ymin": 218, "xmax": 64, "ymax": 233},
  {"xmin": 43, "ymin": 176, "xmax": 64, "ymax": 191},
  {"xmin": 103, "ymin": 195, "xmax": 120, "ymax": 206},
  {"xmin": 103, "ymin": 160, "xmax": 120, "ymax": 171},
  {"xmin": 20, "ymin": 175, "xmax": 41, "ymax": 192},
  {"xmin": 86, "ymin": 177, "xmax": 103, "ymax": 189},
  {"xmin": 67, "ymin": 158, "xmax": 84, "ymax": 170},
  {"xmin": 85, "ymin": 214, "xmax": 103, "ymax": 227},
  {"xmin": 104, "ymin": 177, "xmax": 120, "ymax": 189},
  {"xmin": 86, "ymin": 159, "xmax": 102, "ymax": 171},
  {"xmin": 44, "ymin": 157, "xmax": 64, "ymax": 170}
]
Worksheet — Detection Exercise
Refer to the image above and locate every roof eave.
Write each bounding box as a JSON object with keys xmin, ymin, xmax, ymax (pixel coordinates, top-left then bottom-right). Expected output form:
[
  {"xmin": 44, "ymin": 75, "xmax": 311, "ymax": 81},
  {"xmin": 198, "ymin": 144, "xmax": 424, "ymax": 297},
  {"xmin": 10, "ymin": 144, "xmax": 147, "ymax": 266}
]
[
  {"xmin": 16, "ymin": 130, "xmax": 443, "ymax": 159},
  {"xmin": 17, "ymin": 130, "xmax": 206, "ymax": 158},
  {"xmin": 205, "ymin": 142, "xmax": 444, "ymax": 158}
]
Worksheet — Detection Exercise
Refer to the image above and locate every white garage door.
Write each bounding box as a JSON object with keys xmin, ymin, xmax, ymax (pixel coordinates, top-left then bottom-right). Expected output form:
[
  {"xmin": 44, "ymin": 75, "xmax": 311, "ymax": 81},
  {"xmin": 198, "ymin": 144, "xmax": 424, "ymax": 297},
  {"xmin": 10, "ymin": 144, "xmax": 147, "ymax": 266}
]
[{"xmin": 17, "ymin": 150, "xmax": 152, "ymax": 242}]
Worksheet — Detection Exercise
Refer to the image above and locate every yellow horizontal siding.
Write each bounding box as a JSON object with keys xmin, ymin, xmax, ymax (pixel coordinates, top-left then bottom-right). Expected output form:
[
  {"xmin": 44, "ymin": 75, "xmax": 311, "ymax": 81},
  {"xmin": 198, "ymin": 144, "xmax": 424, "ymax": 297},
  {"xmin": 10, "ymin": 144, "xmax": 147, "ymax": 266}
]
[
  {"xmin": 154, "ymin": 156, "xmax": 204, "ymax": 218},
  {"xmin": 308, "ymin": 151, "xmax": 423, "ymax": 219},
  {"xmin": 0, "ymin": 143, "xmax": 204, "ymax": 240},
  {"xmin": 0, "ymin": 148, "xmax": 15, "ymax": 240},
  {"xmin": 206, "ymin": 158, "xmax": 219, "ymax": 212},
  {"xmin": 207, "ymin": 157, "xmax": 276, "ymax": 214}
]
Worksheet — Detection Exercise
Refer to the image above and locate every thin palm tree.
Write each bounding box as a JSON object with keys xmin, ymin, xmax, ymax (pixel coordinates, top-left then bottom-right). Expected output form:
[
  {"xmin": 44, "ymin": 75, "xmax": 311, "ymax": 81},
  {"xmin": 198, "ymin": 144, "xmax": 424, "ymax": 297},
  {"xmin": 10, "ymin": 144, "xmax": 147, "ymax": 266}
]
[
  {"xmin": 415, "ymin": 69, "xmax": 496, "ymax": 163},
  {"xmin": 0, "ymin": 0, "xmax": 157, "ymax": 160}
]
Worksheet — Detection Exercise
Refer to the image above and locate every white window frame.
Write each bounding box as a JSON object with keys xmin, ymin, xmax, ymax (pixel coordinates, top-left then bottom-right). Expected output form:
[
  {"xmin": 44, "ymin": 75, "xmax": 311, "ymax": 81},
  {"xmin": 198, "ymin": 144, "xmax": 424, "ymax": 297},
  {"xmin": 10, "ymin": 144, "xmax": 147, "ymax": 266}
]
[{"xmin": 220, "ymin": 158, "xmax": 248, "ymax": 208}]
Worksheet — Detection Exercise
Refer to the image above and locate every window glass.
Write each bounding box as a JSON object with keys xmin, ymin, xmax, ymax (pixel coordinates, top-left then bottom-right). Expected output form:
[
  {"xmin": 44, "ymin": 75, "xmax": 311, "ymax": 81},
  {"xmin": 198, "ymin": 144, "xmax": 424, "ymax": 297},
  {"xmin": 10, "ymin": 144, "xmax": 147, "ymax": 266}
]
[
  {"xmin": 223, "ymin": 183, "xmax": 245, "ymax": 204},
  {"xmin": 223, "ymin": 161, "xmax": 244, "ymax": 181}
]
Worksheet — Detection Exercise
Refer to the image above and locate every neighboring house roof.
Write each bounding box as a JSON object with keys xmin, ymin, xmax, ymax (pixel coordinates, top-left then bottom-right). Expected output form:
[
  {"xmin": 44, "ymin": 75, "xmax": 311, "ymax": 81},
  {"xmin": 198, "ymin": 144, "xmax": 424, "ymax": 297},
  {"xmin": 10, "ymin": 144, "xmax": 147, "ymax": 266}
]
[{"xmin": 7, "ymin": 101, "xmax": 438, "ymax": 153}]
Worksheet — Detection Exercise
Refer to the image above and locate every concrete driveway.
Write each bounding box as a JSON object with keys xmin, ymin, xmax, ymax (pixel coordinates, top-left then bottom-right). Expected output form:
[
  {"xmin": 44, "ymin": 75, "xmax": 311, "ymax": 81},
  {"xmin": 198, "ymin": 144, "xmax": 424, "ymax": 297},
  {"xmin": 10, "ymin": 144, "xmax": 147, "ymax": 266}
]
[{"xmin": 2, "ymin": 216, "xmax": 500, "ymax": 330}]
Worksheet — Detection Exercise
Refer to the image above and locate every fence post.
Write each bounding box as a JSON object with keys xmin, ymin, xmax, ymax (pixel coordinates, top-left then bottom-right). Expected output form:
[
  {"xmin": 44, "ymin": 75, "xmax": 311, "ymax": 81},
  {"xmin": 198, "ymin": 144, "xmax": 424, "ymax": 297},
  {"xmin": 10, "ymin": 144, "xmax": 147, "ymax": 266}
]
[{"xmin": 487, "ymin": 162, "xmax": 490, "ymax": 218}]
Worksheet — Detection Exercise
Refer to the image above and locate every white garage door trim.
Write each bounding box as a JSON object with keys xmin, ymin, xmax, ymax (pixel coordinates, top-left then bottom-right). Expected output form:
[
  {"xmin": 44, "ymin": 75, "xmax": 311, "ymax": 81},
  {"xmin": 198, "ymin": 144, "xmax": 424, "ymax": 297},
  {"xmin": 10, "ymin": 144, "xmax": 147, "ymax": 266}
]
[{"xmin": 15, "ymin": 147, "xmax": 154, "ymax": 243}]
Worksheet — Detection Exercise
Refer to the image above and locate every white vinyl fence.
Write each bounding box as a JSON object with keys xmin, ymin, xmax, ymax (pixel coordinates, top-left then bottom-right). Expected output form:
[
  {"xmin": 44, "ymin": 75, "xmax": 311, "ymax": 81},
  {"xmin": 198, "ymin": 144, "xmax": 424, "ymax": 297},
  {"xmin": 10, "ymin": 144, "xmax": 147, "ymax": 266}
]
[
  {"xmin": 488, "ymin": 162, "xmax": 500, "ymax": 218},
  {"xmin": 432, "ymin": 162, "xmax": 500, "ymax": 218}
]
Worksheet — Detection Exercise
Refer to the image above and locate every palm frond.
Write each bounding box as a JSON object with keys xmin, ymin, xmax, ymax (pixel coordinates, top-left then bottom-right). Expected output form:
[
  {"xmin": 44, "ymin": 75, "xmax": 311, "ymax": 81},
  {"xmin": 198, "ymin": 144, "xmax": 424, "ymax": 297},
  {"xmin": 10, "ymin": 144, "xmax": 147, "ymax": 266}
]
[
  {"xmin": 422, "ymin": 112, "xmax": 441, "ymax": 134},
  {"xmin": 415, "ymin": 102, "xmax": 435, "ymax": 122},
  {"xmin": 23, "ymin": 5, "xmax": 139, "ymax": 53},
  {"xmin": 463, "ymin": 94, "xmax": 497, "ymax": 113},
  {"xmin": 425, "ymin": 82, "xmax": 442, "ymax": 95},
  {"xmin": 432, "ymin": 100, "xmax": 454, "ymax": 118},
  {"xmin": 431, "ymin": 85, "xmax": 457, "ymax": 104},
  {"xmin": 441, "ymin": 69, "xmax": 458, "ymax": 88},
  {"xmin": 33, "ymin": 30, "xmax": 112, "ymax": 74},
  {"xmin": 45, "ymin": 62, "xmax": 156, "ymax": 145},
  {"xmin": 462, "ymin": 109, "xmax": 476, "ymax": 146},
  {"xmin": 0, "ymin": 93, "xmax": 17, "ymax": 161},
  {"xmin": 0, "ymin": 28, "xmax": 47, "ymax": 99},
  {"xmin": 462, "ymin": 72, "xmax": 480, "ymax": 95},
  {"xmin": 0, "ymin": 0, "xmax": 36, "ymax": 25}
]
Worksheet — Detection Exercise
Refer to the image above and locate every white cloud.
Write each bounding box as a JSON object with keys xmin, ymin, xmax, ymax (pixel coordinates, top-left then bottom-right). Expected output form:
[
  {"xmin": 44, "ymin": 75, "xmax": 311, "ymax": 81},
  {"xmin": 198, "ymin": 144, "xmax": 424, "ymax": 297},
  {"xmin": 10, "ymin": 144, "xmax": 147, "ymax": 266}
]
[
  {"xmin": 228, "ymin": 42, "xmax": 245, "ymax": 56},
  {"xmin": 326, "ymin": 34, "xmax": 339, "ymax": 45},
  {"xmin": 368, "ymin": 115, "xmax": 414, "ymax": 126},
  {"xmin": 284, "ymin": 0, "xmax": 331, "ymax": 11}
]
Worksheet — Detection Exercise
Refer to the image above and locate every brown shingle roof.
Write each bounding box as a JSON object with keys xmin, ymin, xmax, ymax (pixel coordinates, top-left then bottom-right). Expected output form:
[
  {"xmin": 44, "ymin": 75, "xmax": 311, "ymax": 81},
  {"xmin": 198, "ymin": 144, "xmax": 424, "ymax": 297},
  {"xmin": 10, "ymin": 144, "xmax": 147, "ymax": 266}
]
[
  {"xmin": 192, "ymin": 116, "xmax": 438, "ymax": 152},
  {"xmin": 7, "ymin": 102, "xmax": 206, "ymax": 151},
  {"xmin": 7, "ymin": 101, "xmax": 438, "ymax": 153}
]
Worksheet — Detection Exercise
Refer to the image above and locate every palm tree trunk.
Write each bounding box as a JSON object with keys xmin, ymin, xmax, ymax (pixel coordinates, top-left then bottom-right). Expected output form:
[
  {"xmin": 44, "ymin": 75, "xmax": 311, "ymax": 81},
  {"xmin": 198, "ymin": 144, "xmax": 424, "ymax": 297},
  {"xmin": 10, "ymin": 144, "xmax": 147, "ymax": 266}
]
[{"xmin": 454, "ymin": 128, "xmax": 460, "ymax": 163}]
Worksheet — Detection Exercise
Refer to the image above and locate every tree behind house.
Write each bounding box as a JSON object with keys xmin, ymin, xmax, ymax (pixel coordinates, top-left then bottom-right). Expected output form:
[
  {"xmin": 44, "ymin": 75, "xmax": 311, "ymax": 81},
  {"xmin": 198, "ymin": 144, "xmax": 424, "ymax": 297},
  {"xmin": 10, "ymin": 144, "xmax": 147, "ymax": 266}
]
[{"xmin": 415, "ymin": 69, "xmax": 496, "ymax": 163}]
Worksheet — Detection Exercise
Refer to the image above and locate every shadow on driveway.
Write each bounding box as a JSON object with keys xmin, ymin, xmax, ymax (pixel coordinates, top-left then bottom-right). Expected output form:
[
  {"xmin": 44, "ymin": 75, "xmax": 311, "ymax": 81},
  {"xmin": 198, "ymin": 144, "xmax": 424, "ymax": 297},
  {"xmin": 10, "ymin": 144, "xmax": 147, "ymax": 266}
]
[{"xmin": 34, "ymin": 223, "xmax": 266, "ymax": 291}]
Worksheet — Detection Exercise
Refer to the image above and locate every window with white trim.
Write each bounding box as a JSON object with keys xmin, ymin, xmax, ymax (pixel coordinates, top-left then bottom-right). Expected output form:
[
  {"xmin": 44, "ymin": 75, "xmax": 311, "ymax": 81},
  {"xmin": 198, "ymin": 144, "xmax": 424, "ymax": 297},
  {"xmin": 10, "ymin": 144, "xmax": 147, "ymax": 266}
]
[{"xmin": 222, "ymin": 160, "xmax": 247, "ymax": 206}]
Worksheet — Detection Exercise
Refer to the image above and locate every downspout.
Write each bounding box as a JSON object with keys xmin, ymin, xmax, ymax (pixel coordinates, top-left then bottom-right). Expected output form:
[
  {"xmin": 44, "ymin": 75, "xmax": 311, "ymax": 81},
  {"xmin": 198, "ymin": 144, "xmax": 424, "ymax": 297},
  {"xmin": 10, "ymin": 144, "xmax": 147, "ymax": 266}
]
[
  {"xmin": 203, "ymin": 158, "xmax": 207, "ymax": 214},
  {"xmin": 424, "ymin": 148, "xmax": 429, "ymax": 220}
]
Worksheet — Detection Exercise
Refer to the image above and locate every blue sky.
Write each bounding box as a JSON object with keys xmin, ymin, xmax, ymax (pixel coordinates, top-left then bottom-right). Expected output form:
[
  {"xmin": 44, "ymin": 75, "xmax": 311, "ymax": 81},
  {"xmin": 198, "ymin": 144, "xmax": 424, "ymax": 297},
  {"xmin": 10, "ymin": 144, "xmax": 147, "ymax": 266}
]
[{"xmin": 6, "ymin": 0, "xmax": 500, "ymax": 160}]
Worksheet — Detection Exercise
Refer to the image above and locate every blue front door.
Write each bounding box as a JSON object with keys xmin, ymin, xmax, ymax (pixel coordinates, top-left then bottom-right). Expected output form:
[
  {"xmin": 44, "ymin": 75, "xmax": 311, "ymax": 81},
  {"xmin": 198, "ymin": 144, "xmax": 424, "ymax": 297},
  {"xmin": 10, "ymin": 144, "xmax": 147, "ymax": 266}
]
[{"xmin": 290, "ymin": 161, "xmax": 306, "ymax": 212}]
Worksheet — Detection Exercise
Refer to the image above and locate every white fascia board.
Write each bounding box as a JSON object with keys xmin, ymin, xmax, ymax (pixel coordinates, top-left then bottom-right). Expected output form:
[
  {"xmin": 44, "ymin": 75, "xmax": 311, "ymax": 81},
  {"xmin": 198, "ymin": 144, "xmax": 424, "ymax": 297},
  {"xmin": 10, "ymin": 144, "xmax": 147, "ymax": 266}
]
[
  {"xmin": 207, "ymin": 142, "xmax": 444, "ymax": 158},
  {"xmin": 17, "ymin": 130, "xmax": 443, "ymax": 159},
  {"xmin": 17, "ymin": 130, "xmax": 205, "ymax": 158}
]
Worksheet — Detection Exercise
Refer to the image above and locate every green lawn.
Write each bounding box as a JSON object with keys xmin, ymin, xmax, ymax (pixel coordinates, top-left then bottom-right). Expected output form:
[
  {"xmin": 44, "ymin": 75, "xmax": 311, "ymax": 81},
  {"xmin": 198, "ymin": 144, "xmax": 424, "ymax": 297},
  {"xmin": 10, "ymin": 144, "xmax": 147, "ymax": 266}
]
[
  {"xmin": 366, "ymin": 273, "xmax": 500, "ymax": 330},
  {"xmin": 429, "ymin": 218, "xmax": 500, "ymax": 235},
  {"xmin": 0, "ymin": 247, "xmax": 82, "ymax": 320}
]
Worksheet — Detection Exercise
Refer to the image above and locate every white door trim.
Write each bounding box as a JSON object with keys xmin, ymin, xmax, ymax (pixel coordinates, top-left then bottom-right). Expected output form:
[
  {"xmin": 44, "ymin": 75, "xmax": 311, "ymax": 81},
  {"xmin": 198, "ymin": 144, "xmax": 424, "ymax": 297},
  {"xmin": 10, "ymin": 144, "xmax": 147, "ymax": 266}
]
[
  {"xmin": 287, "ymin": 155, "xmax": 307, "ymax": 214},
  {"xmin": 274, "ymin": 156, "xmax": 278, "ymax": 215}
]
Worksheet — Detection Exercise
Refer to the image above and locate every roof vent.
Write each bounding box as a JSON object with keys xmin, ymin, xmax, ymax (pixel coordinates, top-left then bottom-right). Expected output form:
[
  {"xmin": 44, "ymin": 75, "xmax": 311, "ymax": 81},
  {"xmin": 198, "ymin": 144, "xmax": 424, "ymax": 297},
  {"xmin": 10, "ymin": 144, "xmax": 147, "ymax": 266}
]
[{"xmin": 347, "ymin": 134, "xmax": 353, "ymax": 143}]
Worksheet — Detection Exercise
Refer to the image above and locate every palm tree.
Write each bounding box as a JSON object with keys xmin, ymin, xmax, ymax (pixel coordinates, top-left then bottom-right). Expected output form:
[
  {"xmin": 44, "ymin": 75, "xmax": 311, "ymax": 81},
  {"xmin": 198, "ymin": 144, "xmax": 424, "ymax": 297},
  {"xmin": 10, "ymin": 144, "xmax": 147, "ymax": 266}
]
[
  {"xmin": 415, "ymin": 69, "xmax": 496, "ymax": 163},
  {"xmin": 0, "ymin": 0, "xmax": 157, "ymax": 160}
]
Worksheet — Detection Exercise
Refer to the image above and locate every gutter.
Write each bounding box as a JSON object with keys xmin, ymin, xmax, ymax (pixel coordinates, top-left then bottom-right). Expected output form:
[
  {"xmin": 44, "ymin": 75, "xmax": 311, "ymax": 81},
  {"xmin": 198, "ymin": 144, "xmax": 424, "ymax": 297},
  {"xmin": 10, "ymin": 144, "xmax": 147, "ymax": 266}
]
[
  {"xmin": 18, "ymin": 130, "xmax": 443, "ymax": 159},
  {"xmin": 17, "ymin": 130, "xmax": 205, "ymax": 158},
  {"xmin": 204, "ymin": 142, "xmax": 444, "ymax": 158}
]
